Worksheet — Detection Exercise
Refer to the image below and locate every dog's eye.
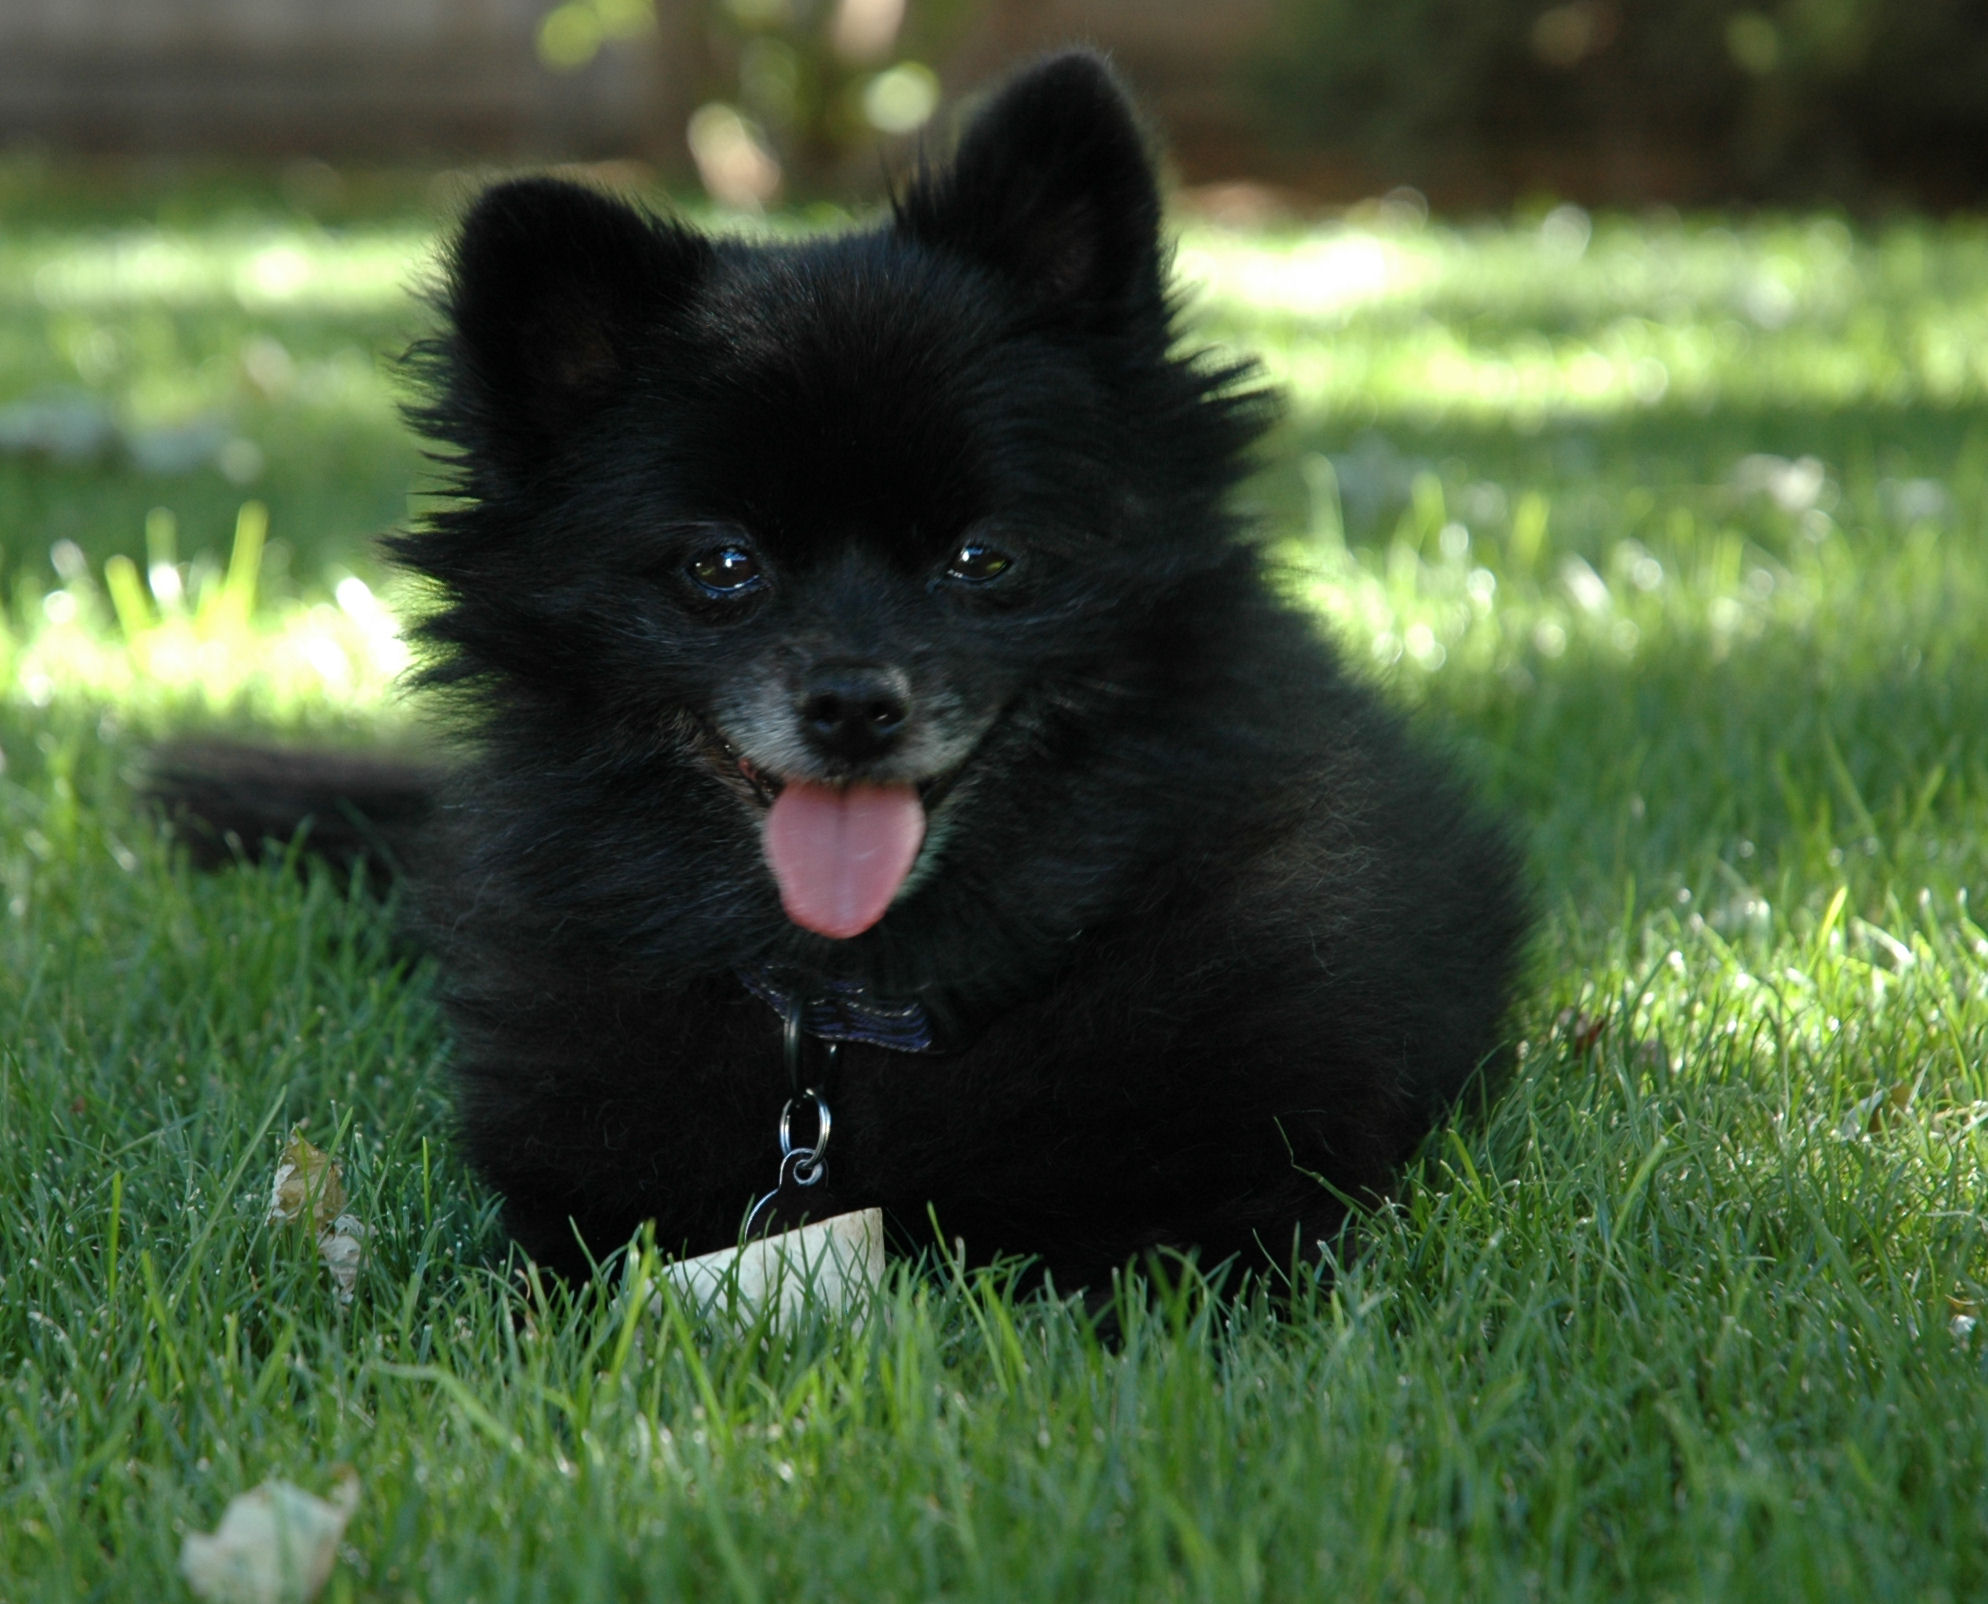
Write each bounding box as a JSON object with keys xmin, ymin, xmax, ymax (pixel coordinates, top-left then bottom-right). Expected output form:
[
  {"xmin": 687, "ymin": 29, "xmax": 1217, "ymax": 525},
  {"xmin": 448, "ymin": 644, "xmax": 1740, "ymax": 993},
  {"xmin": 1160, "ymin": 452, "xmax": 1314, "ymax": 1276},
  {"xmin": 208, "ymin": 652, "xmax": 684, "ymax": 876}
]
[
  {"xmin": 944, "ymin": 540, "xmax": 1014, "ymax": 584},
  {"xmin": 686, "ymin": 543, "xmax": 764, "ymax": 596}
]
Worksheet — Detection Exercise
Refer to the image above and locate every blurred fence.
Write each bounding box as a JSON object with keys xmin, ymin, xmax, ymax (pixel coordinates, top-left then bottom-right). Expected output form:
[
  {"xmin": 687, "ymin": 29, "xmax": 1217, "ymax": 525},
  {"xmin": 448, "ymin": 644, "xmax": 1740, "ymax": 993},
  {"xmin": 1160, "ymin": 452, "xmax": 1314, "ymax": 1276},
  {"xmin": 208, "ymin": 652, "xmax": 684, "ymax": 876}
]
[
  {"xmin": 0, "ymin": 0, "xmax": 1273, "ymax": 181},
  {"xmin": 3, "ymin": 0, "xmax": 1983, "ymax": 205},
  {"xmin": 0, "ymin": 0, "xmax": 685, "ymax": 159}
]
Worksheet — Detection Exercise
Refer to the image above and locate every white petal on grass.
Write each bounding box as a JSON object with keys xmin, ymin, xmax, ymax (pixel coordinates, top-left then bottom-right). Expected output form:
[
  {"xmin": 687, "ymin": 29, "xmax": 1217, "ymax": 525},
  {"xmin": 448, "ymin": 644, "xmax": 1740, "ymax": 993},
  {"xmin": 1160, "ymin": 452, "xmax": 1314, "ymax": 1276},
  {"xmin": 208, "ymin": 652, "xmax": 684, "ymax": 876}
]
[{"xmin": 179, "ymin": 1473, "xmax": 358, "ymax": 1604}]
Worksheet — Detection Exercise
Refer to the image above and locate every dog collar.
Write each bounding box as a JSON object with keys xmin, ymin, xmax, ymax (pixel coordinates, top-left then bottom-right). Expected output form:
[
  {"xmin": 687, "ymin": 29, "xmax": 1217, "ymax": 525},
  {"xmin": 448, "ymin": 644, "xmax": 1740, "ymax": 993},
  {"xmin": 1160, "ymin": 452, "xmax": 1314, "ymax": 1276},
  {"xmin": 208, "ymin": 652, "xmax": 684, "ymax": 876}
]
[
  {"xmin": 737, "ymin": 963, "xmax": 937, "ymax": 1054},
  {"xmin": 737, "ymin": 964, "xmax": 934, "ymax": 1240}
]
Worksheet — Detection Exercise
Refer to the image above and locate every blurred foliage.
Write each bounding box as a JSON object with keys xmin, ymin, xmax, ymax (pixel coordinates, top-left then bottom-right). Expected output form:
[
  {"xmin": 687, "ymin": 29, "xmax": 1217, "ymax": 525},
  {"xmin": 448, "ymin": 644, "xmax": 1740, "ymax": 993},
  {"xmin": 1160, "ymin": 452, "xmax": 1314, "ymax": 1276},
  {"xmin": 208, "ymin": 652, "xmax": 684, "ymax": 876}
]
[
  {"xmin": 535, "ymin": 0, "xmax": 659, "ymax": 72},
  {"xmin": 696, "ymin": 0, "xmax": 970, "ymax": 190},
  {"xmin": 1252, "ymin": 0, "xmax": 1988, "ymax": 202},
  {"xmin": 536, "ymin": 0, "xmax": 978, "ymax": 204}
]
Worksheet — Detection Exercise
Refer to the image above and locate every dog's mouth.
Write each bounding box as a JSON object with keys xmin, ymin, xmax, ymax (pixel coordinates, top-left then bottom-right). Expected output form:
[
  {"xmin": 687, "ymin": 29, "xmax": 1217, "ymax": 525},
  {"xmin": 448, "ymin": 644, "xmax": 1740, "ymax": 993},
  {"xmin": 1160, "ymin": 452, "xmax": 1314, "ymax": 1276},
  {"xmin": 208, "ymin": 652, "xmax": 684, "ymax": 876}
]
[
  {"xmin": 689, "ymin": 717, "xmax": 969, "ymax": 814},
  {"xmin": 689, "ymin": 715, "xmax": 970, "ymax": 941}
]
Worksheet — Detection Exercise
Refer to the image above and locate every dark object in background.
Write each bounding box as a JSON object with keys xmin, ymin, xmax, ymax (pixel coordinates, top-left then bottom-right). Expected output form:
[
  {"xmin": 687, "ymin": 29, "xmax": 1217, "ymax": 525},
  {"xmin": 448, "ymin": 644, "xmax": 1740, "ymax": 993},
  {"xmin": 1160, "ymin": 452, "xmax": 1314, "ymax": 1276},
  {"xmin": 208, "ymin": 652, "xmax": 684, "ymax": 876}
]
[
  {"xmin": 1251, "ymin": 0, "xmax": 1988, "ymax": 208},
  {"xmin": 154, "ymin": 52, "xmax": 1528, "ymax": 1288}
]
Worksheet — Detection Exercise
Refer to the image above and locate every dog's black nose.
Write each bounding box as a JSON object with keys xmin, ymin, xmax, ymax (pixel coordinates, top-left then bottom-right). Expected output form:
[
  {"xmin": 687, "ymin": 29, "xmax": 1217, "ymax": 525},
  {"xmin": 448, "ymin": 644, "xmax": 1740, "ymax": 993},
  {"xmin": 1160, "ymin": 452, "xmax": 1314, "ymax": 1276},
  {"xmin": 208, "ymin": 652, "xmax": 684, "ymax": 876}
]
[{"xmin": 798, "ymin": 662, "xmax": 911, "ymax": 762}]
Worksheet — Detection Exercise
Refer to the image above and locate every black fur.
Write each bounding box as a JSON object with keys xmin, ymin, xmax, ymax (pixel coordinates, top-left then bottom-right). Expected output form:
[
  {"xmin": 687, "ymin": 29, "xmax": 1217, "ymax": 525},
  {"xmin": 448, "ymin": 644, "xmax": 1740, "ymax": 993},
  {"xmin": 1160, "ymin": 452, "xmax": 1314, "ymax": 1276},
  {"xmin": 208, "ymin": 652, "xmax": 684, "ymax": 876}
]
[
  {"xmin": 160, "ymin": 53, "xmax": 1528, "ymax": 1287},
  {"xmin": 148, "ymin": 740, "xmax": 440, "ymax": 888}
]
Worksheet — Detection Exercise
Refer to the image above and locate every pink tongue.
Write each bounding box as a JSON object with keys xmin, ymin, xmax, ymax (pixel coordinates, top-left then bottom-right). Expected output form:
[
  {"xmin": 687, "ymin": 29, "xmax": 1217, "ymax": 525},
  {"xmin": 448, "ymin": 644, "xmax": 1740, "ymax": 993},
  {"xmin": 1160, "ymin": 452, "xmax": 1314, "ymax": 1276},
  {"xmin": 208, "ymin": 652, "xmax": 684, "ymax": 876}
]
[{"xmin": 763, "ymin": 781, "xmax": 926, "ymax": 939}]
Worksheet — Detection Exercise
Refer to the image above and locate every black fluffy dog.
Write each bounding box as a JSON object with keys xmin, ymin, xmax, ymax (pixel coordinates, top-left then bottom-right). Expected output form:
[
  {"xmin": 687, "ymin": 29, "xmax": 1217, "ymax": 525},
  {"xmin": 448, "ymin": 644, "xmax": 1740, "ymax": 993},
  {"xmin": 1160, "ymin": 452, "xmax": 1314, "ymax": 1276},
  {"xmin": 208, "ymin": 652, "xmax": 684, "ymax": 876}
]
[{"xmin": 158, "ymin": 52, "xmax": 1527, "ymax": 1288}]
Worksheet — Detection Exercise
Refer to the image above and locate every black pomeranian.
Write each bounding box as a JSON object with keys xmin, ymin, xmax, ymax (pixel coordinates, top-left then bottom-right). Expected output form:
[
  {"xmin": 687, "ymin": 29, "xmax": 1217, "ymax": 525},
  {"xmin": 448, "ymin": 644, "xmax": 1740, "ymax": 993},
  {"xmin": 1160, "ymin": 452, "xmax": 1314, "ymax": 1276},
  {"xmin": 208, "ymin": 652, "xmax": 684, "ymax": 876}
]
[{"xmin": 156, "ymin": 52, "xmax": 1527, "ymax": 1288}]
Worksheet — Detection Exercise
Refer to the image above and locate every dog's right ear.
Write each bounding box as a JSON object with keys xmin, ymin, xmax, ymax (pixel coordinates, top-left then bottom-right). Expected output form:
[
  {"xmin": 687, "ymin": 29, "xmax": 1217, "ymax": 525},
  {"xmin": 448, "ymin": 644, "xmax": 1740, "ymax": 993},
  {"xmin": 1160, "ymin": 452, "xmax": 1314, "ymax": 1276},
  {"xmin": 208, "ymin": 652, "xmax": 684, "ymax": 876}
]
[
  {"xmin": 896, "ymin": 52, "xmax": 1165, "ymax": 332},
  {"xmin": 439, "ymin": 178, "xmax": 709, "ymax": 460}
]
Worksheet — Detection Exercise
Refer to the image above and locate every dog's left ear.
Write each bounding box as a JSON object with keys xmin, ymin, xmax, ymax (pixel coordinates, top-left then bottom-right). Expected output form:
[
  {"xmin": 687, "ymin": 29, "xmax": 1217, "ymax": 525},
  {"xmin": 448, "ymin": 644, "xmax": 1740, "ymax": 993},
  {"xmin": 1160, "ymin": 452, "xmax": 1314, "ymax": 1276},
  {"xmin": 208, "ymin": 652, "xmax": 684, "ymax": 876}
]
[
  {"xmin": 896, "ymin": 51, "xmax": 1164, "ymax": 329},
  {"xmin": 438, "ymin": 178, "xmax": 711, "ymax": 464}
]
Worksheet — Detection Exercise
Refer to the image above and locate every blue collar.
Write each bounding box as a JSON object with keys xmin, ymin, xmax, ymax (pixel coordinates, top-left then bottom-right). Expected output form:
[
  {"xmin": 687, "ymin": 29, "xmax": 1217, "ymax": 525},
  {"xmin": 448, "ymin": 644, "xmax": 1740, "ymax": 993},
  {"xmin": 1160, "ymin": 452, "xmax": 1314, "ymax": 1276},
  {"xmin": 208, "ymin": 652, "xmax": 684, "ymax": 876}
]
[{"xmin": 738, "ymin": 964, "xmax": 937, "ymax": 1054}]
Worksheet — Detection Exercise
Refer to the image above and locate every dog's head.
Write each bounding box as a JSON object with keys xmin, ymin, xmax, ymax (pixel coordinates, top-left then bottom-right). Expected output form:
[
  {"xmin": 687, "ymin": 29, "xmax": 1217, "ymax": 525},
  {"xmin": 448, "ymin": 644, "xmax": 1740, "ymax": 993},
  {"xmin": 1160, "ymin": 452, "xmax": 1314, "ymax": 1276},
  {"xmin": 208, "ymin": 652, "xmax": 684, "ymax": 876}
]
[{"xmin": 397, "ymin": 52, "xmax": 1274, "ymax": 967}]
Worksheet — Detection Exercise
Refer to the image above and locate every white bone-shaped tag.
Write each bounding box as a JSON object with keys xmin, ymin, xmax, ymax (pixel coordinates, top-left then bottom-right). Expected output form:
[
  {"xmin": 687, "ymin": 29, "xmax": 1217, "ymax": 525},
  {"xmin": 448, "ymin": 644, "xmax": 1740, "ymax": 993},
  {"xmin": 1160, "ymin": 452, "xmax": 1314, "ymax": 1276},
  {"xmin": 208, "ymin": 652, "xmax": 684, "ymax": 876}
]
[{"xmin": 659, "ymin": 1207, "xmax": 883, "ymax": 1325}]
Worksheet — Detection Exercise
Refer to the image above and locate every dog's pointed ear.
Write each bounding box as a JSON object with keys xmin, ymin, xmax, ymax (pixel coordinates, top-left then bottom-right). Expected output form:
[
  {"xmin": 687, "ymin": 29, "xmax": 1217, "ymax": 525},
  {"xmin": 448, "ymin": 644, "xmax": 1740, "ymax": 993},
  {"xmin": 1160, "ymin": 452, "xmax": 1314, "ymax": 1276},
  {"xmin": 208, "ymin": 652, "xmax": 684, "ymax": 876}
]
[
  {"xmin": 440, "ymin": 178, "xmax": 709, "ymax": 457},
  {"xmin": 896, "ymin": 52, "xmax": 1164, "ymax": 328}
]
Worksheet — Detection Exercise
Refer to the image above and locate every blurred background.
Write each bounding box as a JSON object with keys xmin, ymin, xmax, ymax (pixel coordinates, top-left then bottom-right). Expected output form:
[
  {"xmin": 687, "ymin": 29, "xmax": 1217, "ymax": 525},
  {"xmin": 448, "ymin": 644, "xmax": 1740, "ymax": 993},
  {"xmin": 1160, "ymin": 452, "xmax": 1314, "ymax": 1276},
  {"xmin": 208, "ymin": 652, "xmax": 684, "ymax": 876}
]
[{"xmin": 4, "ymin": 0, "xmax": 1986, "ymax": 208}]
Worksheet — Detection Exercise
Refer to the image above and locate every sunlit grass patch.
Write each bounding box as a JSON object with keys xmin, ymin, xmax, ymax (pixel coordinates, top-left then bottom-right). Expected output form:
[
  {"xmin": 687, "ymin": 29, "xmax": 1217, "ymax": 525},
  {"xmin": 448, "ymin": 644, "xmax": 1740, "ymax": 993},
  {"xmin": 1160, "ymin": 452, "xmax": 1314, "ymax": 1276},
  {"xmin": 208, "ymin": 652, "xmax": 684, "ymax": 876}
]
[
  {"xmin": 3, "ymin": 499, "xmax": 409, "ymax": 733},
  {"xmin": 12, "ymin": 223, "xmax": 427, "ymax": 316},
  {"xmin": 0, "ymin": 192, "xmax": 433, "ymax": 605},
  {"xmin": 1183, "ymin": 209, "xmax": 1988, "ymax": 427},
  {"xmin": 3, "ymin": 180, "xmax": 1988, "ymax": 1602}
]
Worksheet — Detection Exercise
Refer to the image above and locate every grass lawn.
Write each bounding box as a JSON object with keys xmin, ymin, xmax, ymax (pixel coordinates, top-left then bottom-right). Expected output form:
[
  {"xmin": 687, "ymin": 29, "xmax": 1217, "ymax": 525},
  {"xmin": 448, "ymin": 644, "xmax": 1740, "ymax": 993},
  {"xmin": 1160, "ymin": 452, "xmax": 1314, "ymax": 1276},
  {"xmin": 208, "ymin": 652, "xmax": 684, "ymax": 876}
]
[{"xmin": 3, "ymin": 165, "xmax": 1986, "ymax": 1600}]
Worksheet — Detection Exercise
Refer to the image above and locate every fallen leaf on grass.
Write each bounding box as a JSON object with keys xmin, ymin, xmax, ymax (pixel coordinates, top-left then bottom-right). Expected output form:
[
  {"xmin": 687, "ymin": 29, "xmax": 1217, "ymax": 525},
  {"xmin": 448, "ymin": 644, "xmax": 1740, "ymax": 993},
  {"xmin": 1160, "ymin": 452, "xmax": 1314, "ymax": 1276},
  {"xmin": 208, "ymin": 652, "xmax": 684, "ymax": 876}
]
[
  {"xmin": 1554, "ymin": 1007, "xmax": 1608, "ymax": 1056},
  {"xmin": 1839, "ymin": 1081, "xmax": 1915, "ymax": 1139},
  {"xmin": 179, "ymin": 1471, "xmax": 358, "ymax": 1604},
  {"xmin": 313, "ymin": 1211, "xmax": 369, "ymax": 1302},
  {"xmin": 268, "ymin": 1130, "xmax": 344, "ymax": 1228},
  {"xmin": 267, "ymin": 1130, "xmax": 369, "ymax": 1303}
]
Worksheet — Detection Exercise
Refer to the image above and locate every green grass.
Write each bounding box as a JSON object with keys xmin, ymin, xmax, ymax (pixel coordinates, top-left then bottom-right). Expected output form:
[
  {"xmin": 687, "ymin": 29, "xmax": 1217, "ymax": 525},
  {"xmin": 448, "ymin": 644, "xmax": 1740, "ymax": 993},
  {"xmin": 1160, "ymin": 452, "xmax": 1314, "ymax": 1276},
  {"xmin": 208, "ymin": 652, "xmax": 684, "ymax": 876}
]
[{"xmin": 3, "ymin": 171, "xmax": 1987, "ymax": 1601}]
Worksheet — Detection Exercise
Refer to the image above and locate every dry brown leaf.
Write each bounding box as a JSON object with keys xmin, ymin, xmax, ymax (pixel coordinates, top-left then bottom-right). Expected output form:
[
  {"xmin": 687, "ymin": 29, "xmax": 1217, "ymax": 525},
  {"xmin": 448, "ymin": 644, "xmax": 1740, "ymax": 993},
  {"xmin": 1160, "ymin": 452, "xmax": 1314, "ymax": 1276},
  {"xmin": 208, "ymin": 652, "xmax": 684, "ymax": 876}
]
[
  {"xmin": 267, "ymin": 1130, "xmax": 345, "ymax": 1231},
  {"xmin": 1554, "ymin": 1007, "xmax": 1608, "ymax": 1056},
  {"xmin": 267, "ymin": 1130, "xmax": 368, "ymax": 1304}
]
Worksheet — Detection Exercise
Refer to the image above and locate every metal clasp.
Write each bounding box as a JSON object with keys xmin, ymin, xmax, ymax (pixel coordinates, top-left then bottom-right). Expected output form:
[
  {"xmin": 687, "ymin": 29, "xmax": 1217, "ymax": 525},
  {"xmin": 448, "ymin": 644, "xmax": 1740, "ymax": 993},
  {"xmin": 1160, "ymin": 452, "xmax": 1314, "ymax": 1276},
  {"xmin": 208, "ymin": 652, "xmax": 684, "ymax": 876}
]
[
  {"xmin": 744, "ymin": 999, "xmax": 839, "ymax": 1239},
  {"xmin": 778, "ymin": 1090, "xmax": 831, "ymax": 1185}
]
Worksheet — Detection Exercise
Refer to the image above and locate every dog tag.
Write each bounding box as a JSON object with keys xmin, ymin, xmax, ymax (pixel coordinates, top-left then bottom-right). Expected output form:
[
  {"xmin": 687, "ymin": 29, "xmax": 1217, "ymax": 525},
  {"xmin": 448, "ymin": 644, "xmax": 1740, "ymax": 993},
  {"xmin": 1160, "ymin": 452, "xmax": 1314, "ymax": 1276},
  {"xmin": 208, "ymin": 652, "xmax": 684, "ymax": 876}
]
[{"xmin": 658, "ymin": 1207, "xmax": 882, "ymax": 1326}]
